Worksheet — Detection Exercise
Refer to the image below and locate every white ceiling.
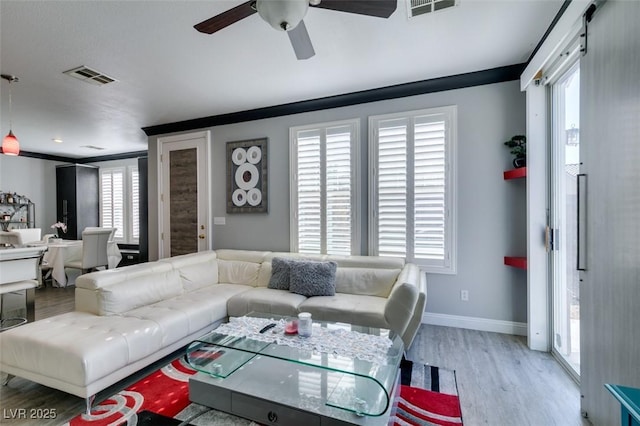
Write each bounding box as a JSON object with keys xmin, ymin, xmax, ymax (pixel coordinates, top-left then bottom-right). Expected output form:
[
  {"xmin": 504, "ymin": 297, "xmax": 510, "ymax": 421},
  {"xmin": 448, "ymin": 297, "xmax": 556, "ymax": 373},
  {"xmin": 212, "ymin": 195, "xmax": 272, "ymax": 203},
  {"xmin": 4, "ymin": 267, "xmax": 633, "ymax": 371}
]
[{"xmin": 0, "ymin": 0, "xmax": 562, "ymax": 159}]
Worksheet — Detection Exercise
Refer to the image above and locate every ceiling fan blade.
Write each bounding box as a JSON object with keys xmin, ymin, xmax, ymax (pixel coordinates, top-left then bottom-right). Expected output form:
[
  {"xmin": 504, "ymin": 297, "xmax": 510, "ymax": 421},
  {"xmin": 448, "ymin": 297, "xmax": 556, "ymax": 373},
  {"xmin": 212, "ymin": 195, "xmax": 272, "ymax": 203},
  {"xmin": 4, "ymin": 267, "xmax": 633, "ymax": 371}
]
[
  {"xmin": 311, "ymin": 0, "xmax": 397, "ymax": 18},
  {"xmin": 194, "ymin": 1, "xmax": 257, "ymax": 34},
  {"xmin": 288, "ymin": 20, "xmax": 315, "ymax": 60}
]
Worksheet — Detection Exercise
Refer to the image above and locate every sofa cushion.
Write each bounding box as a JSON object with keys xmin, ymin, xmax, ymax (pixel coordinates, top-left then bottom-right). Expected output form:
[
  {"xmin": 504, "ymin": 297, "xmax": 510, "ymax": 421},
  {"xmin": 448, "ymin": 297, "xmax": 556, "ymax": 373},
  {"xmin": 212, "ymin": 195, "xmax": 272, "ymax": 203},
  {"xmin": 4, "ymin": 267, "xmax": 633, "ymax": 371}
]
[
  {"xmin": 75, "ymin": 261, "xmax": 173, "ymax": 291},
  {"xmin": 98, "ymin": 269, "xmax": 183, "ymax": 315},
  {"xmin": 218, "ymin": 260, "xmax": 261, "ymax": 286},
  {"xmin": 215, "ymin": 249, "xmax": 271, "ymax": 263},
  {"xmin": 255, "ymin": 261, "xmax": 272, "ymax": 288},
  {"xmin": 158, "ymin": 251, "xmax": 218, "ymax": 291},
  {"xmin": 125, "ymin": 284, "xmax": 250, "ymax": 344},
  {"xmin": 297, "ymin": 293, "xmax": 388, "ymax": 329},
  {"xmin": 227, "ymin": 288, "xmax": 307, "ymax": 317},
  {"xmin": 267, "ymin": 257, "xmax": 292, "ymax": 290},
  {"xmin": 289, "ymin": 260, "xmax": 337, "ymax": 297},
  {"xmin": 177, "ymin": 260, "xmax": 219, "ymax": 291},
  {"xmin": 324, "ymin": 255, "xmax": 405, "ymax": 269},
  {"xmin": 334, "ymin": 267, "xmax": 401, "ymax": 297}
]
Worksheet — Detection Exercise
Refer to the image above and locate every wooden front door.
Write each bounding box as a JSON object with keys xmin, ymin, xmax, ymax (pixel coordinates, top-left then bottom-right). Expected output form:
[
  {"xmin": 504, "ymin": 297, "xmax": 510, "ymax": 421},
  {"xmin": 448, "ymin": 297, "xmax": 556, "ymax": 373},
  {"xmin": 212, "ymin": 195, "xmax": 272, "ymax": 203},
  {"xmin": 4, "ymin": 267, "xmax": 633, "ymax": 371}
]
[{"xmin": 158, "ymin": 131, "xmax": 211, "ymax": 258}]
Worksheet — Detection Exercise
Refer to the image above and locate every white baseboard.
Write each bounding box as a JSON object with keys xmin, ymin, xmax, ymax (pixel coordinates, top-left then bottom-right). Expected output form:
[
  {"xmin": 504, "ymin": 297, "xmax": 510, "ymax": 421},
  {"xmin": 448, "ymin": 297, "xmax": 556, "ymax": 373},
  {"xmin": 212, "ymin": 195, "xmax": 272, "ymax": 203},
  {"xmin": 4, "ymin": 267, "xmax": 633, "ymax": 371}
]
[{"xmin": 422, "ymin": 312, "xmax": 527, "ymax": 336}]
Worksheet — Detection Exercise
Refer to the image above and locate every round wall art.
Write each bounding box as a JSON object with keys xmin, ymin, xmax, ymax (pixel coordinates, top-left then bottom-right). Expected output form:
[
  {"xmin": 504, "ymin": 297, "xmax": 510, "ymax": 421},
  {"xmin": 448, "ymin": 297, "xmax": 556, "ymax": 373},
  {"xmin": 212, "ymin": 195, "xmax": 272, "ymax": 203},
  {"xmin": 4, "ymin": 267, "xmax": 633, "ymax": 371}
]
[{"xmin": 226, "ymin": 138, "xmax": 268, "ymax": 213}]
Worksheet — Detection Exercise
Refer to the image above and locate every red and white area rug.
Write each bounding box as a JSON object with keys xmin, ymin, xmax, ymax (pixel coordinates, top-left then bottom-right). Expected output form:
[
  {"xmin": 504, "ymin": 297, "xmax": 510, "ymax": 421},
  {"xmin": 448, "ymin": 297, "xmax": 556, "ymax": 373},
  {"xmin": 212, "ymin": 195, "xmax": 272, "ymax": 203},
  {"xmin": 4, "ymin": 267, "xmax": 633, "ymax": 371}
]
[{"xmin": 66, "ymin": 358, "xmax": 462, "ymax": 426}]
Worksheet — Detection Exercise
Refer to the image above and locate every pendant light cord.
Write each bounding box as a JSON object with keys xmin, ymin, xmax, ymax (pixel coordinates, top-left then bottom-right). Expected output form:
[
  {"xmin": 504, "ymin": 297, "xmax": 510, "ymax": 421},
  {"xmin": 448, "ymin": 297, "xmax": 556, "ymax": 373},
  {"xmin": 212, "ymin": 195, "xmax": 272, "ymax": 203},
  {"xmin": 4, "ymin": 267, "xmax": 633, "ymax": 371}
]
[
  {"xmin": 1, "ymin": 75, "xmax": 18, "ymax": 132},
  {"xmin": 7, "ymin": 81, "xmax": 13, "ymax": 130}
]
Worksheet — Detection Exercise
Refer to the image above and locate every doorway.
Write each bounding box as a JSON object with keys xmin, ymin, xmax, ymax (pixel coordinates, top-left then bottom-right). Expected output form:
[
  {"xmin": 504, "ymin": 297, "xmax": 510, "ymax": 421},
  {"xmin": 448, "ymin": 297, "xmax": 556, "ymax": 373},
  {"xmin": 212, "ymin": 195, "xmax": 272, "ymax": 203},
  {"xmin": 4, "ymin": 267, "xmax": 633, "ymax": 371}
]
[
  {"xmin": 158, "ymin": 131, "xmax": 211, "ymax": 258},
  {"xmin": 549, "ymin": 63, "xmax": 580, "ymax": 378}
]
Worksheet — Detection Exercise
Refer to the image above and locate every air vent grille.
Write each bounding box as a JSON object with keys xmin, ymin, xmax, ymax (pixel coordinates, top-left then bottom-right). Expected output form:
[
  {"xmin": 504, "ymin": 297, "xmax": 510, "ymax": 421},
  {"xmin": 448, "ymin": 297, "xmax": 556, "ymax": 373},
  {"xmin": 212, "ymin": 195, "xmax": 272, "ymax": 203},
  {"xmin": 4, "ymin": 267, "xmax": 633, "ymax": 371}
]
[
  {"xmin": 63, "ymin": 66, "xmax": 117, "ymax": 86},
  {"xmin": 80, "ymin": 145, "xmax": 106, "ymax": 151},
  {"xmin": 408, "ymin": 0, "xmax": 457, "ymax": 17}
]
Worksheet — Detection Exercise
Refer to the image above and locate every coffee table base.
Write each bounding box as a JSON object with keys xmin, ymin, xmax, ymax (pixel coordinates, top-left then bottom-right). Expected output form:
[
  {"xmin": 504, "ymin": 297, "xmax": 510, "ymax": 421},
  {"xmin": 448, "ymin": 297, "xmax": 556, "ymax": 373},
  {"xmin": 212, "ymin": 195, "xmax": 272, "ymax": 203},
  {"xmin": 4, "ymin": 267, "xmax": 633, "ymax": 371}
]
[{"xmin": 189, "ymin": 355, "xmax": 399, "ymax": 426}]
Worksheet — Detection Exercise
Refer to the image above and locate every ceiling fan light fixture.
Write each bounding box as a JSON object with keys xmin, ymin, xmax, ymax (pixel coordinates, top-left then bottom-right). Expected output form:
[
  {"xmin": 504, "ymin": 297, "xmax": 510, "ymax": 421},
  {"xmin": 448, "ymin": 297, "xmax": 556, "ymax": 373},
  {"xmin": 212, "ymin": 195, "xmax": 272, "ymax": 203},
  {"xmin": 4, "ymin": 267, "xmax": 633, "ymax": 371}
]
[{"xmin": 256, "ymin": 0, "xmax": 308, "ymax": 31}]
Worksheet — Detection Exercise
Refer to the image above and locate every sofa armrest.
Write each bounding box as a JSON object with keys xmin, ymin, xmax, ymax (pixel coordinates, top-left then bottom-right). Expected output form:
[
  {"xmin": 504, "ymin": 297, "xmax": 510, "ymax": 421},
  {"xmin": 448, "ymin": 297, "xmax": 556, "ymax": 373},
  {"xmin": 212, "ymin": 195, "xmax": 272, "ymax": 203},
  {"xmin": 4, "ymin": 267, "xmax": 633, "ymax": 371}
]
[
  {"xmin": 401, "ymin": 268, "xmax": 427, "ymax": 349},
  {"xmin": 383, "ymin": 263, "xmax": 422, "ymax": 342}
]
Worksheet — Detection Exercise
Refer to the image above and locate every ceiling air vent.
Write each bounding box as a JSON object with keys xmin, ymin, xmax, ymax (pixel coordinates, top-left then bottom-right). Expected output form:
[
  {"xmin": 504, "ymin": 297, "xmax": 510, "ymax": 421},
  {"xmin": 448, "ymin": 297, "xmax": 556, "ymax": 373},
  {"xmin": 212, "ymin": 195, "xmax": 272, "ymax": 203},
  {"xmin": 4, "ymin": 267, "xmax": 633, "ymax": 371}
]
[
  {"xmin": 80, "ymin": 145, "xmax": 106, "ymax": 151},
  {"xmin": 63, "ymin": 66, "xmax": 117, "ymax": 86},
  {"xmin": 408, "ymin": 0, "xmax": 457, "ymax": 18}
]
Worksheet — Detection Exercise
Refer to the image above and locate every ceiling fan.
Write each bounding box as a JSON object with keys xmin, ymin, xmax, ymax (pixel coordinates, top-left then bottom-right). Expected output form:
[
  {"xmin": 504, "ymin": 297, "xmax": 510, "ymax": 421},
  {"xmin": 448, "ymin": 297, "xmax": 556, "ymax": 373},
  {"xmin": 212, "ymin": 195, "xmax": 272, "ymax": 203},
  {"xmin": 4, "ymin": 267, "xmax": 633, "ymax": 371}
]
[{"xmin": 194, "ymin": 0, "xmax": 397, "ymax": 60}]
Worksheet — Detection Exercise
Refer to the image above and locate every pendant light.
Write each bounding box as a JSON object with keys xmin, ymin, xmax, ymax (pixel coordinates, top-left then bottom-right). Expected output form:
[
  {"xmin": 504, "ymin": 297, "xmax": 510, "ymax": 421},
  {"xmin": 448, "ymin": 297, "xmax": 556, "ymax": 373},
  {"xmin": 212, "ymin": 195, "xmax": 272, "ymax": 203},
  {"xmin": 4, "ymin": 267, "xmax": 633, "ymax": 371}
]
[{"xmin": 1, "ymin": 74, "xmax": 20, "ymax": 156}]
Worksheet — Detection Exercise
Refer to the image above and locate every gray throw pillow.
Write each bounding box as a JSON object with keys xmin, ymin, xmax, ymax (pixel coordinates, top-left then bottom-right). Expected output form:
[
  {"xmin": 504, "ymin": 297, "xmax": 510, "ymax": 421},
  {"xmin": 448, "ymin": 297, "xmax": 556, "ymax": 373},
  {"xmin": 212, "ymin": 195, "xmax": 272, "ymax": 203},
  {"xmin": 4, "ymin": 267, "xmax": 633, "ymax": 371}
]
[
  {"xmin": 268, "ymin": 257, "xmax": 292, "ymax": 290},
  {"xmin": 289, "ymin": 260, "xmax": 338, "ymax": 297}
]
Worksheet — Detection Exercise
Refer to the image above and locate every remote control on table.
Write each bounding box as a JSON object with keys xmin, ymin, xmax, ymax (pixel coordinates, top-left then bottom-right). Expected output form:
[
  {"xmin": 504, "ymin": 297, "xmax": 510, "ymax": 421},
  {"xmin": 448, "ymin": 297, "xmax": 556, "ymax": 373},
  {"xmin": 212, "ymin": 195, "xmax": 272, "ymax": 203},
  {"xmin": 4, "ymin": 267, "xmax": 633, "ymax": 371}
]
[{"xmin": 259, "ymin": 323, "xmax": 276, "ymax": 333}]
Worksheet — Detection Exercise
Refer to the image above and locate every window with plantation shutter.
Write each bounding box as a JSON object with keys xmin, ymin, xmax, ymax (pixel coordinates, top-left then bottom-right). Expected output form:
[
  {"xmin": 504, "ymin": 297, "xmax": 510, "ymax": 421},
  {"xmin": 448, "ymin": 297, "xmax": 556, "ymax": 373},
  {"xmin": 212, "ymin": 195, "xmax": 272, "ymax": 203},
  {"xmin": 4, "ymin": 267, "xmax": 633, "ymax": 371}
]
[
  {"xmin": 290, "ymin": 119, "xmax": 360, "ymax": 255},
  {"xmin": 100, "ymin": 166, "xmax": 140, "ymax": 244},
  {"xmin": 130, "ymin": 166, "xmax": 140, "ymax": 242},
  {"xmin": 100, "ymin": 168, "xmax": 125, "ymax": 240},
  {"xmin": 369, "ymin": 106, "xmax": 457, "ymax": 273}
]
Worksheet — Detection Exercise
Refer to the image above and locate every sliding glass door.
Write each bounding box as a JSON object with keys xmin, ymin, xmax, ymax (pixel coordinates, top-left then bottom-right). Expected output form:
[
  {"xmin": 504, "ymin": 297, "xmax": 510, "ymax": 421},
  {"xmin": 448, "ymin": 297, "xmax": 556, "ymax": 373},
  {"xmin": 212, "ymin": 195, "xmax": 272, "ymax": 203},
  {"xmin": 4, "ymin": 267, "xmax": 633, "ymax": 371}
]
[{"xmin": 549, "ymin": 63, "xmax": 581, "ymax": 378}]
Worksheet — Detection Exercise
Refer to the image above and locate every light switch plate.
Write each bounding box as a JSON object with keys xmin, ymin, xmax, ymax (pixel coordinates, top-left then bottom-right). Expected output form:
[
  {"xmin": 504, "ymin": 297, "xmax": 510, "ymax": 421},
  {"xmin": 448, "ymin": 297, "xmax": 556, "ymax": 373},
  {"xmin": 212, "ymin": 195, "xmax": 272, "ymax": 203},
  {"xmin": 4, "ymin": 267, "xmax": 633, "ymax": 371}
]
[{"xmin": 214, "ymin": 217, "xmax": 226, "ymax": 225}]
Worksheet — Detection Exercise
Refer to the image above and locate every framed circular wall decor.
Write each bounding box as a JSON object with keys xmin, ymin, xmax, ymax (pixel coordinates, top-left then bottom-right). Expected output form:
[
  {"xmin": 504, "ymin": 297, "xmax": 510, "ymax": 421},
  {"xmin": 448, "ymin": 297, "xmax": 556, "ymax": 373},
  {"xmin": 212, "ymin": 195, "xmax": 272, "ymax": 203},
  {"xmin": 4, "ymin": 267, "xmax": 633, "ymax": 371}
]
[{"xmin": 226, "ymin": 138, "xmax": 268, "ymax": 213}]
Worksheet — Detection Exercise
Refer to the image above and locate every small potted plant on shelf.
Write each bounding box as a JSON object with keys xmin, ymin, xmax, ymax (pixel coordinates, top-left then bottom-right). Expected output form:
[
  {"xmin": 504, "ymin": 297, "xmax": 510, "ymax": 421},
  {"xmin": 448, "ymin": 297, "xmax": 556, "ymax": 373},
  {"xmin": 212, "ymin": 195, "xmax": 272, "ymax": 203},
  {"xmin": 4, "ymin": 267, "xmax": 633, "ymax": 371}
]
[{"xmin": 504, "ymin": 135, "xmax": 526, "ymax": 168}]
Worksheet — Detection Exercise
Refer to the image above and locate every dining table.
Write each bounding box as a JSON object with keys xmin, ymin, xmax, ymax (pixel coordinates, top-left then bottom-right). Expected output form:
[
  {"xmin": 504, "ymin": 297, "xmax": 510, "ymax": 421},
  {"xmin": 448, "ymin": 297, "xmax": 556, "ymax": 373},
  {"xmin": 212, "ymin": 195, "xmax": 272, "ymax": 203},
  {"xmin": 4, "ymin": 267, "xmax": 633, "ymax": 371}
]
[{"xmin": 38, "ymin": 239, "xmax": 122, "ymax": 287}]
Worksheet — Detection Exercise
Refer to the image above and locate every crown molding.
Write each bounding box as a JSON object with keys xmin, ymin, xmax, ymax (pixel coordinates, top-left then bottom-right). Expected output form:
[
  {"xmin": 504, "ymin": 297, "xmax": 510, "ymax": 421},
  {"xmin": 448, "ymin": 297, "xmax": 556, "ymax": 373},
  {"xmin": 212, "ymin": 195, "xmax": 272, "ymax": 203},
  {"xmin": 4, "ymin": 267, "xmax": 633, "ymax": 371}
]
[
  {"xmin": 2, "ymin": 149, "xmax": 148, "ymax": 164},
  {"xmin": 143, "ymin": 63, "xmax": 526, "ymax": 136}
]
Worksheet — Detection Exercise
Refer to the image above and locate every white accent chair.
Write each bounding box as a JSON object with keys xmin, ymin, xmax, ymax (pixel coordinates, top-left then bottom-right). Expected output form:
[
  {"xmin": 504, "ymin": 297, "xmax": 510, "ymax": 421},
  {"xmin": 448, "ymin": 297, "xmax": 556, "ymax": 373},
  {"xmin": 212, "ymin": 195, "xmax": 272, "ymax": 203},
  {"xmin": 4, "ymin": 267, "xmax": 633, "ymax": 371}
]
[{"xmin": 64, "ymin": 228, "xmax": 112, "ymax": 275}]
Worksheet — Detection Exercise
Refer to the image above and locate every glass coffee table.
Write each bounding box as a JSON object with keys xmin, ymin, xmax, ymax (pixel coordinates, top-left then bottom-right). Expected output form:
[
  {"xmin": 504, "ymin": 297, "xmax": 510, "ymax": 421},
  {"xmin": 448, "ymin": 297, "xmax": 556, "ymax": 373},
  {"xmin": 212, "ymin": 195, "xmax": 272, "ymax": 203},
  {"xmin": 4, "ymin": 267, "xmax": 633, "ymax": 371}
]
[{"xmin": 186, "ymin": 312, "xmax": 404, "ymax": 425}]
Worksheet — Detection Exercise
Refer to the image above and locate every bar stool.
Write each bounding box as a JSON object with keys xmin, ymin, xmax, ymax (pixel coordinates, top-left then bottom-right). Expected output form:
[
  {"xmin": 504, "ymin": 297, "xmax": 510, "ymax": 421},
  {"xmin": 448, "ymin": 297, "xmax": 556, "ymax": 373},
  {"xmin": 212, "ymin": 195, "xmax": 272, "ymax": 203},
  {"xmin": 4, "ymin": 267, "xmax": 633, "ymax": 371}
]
[{"xmin": 0, "ymin": 280, "xmax": 37, "ymax": 331}]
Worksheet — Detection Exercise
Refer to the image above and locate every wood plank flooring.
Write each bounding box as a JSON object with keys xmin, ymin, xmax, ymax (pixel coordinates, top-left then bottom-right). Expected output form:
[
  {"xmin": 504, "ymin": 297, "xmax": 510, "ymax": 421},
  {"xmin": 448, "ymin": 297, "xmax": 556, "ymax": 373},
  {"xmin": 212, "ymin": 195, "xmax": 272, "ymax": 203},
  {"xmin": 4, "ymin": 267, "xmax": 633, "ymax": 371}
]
[{"xmin": 1, "ymin": 287, "xmax": 591, "ymax": 425}]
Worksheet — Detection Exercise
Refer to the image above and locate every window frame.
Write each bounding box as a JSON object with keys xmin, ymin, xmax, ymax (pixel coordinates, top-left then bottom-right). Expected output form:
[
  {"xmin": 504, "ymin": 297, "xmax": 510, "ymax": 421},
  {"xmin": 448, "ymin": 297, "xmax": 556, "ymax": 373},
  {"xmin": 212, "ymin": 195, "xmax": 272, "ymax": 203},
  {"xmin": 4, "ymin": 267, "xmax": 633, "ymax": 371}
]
[
  {"xmin": 289, "ymin": 118, "xmax": 361, "ymax": 255},
  {"xmin": 128, "ymin": 165, "xmax": 140, "ymax": 244},
  {"xmin": 99, "ymin": 165, "xmax": 139, "ymax": 244},
  {"xmin": 368, "ymin": 105, "xmax": 457, "ymax": 274}
]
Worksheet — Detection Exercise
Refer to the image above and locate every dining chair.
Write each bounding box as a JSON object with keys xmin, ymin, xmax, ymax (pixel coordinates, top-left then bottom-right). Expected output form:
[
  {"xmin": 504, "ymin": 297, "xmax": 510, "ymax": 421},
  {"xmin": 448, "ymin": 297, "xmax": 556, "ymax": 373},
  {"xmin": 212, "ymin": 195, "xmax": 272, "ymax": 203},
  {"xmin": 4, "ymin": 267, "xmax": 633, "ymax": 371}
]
[
  {"xmin": 64, "ymin": 228, "xmax": 113, "ymax": 275},
  {"xmin": 12, "ymin": 228, "xmax": 42, "ymax": 245},
  {"xmin": 83, "ymin": 227, "xmax": 117, "ymax": 241},
  {"xmin": 0, "ymin": 231, "xmax": 20, "ymax": 246},
  {"xmin": 0, "ymin": 228, "xmax": 41, "ymax": 246}
]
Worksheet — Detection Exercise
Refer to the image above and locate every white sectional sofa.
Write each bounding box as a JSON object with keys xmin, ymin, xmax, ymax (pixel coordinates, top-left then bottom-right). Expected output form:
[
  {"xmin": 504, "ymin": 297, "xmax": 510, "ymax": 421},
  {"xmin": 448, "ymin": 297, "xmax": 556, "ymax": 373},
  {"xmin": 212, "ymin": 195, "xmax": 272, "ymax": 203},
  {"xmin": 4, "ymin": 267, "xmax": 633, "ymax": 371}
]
[{"xmin": 0, "ymin": 249, "xmax": 426, "ymax": 412}]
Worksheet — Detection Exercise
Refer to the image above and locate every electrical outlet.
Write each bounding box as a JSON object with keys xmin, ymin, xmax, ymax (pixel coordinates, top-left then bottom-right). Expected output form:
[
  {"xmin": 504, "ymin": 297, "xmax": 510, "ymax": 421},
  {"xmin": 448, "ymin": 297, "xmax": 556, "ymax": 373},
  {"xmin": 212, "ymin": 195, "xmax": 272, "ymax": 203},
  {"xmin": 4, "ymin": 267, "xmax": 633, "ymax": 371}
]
[{"xmin": 460, "ymin": 290, "xmax": 469, "ymax": 301}]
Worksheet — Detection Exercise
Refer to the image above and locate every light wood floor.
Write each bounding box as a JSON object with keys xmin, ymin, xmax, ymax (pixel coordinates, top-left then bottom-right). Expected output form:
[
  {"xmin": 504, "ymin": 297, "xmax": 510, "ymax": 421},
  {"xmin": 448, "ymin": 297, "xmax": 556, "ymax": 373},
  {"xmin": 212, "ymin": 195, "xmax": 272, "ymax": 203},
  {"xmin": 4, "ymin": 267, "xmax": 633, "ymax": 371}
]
[{"xmin": 0, "ymin": 287, "xmax": 591, "ymax": 425}]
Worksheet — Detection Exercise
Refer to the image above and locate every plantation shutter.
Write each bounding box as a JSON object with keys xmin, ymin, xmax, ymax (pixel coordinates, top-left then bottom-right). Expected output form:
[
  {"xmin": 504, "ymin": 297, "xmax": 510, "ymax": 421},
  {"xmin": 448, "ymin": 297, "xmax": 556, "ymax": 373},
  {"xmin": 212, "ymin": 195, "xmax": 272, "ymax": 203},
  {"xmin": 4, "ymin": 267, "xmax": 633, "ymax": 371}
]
[
  {"xmin": 325, "ymin": 125, "xmax": 352, "ymax": 255},
  {"xmin": 292, "ymin": 120, "xmax": 358, "ymax": 255},
  {"xmin": 413, "ymin": 115, "xmax": 446, "ymax": 261},
  {"xmin": 377, "ymin": 118, "xmax": 408, "ymax": 258},
  {"xmin": 131, "ymin": 167, "xmax": 140, "ymax": 241},
  {"xmin": 371, "ymin": 106, "xmax": 456, "ymax": 272},
  {"xmin": 100, "ymin": 169, "xmax": 124, "ymax": 240},
  {"xmin": 296, "ymin": 129, "xmax": 322, "ymax": 254}
]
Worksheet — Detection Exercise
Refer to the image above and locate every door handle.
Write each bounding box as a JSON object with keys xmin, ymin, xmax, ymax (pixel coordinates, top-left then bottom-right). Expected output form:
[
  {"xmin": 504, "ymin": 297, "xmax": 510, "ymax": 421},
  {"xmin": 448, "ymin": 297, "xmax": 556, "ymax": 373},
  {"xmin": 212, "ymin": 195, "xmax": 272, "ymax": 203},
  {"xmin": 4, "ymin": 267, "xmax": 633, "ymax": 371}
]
[
  {"xmin": 198, "ymin": 234, "xmax": 205, "ymax": 239},
  {"xmin": 577, "ymin": 174, "xmax": 587, "ymax": 271}
]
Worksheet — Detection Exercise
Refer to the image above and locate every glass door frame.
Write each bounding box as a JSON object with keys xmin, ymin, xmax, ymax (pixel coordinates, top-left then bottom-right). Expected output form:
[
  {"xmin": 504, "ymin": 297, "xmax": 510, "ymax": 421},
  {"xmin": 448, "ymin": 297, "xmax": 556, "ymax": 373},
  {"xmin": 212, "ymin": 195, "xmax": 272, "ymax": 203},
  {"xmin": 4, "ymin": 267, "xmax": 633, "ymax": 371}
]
[{"xmin": 548, "ymin": 61, "xmax": 581, "ymax": 383}]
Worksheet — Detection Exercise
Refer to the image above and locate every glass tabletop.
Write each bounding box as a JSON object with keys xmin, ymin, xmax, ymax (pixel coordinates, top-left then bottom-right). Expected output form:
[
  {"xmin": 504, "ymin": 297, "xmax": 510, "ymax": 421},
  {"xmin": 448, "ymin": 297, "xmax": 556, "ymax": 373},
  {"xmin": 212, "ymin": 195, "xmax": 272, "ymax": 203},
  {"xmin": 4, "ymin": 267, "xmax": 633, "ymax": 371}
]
[{"xmin": 186, "ymin": 312, "xmax": 404, "ymax": 417}]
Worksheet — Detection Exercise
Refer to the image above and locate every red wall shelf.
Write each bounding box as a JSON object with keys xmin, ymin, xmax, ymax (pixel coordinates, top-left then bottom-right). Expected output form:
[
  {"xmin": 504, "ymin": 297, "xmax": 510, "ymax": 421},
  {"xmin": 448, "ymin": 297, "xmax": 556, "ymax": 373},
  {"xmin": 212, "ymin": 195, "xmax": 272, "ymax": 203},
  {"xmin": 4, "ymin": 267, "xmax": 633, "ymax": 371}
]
[
  {"xmin": 503, "ymin": 167, "xmax": 527, "ymax": 180},
  {"xmin": 504, "ymin": 256, "xmax": 527, "ymax": 270}
]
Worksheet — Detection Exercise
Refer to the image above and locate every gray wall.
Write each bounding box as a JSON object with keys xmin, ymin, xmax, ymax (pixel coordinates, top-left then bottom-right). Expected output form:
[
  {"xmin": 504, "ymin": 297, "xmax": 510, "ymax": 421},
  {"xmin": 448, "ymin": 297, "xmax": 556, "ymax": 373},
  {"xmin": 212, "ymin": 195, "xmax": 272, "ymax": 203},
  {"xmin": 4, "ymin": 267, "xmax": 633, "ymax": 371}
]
[
  {"xmin": 0, "ymin": 155, "xmax": 63, "ymax": 232},
  {"xmin": 148, "ymin": 80, "xmax": 527, "ymax": 323}
]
